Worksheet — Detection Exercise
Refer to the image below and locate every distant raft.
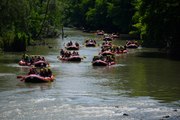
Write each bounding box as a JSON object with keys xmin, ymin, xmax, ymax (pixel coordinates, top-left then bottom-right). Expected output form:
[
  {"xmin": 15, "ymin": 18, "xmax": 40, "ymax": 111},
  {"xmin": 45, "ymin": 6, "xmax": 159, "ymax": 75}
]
[
  {"xmin": 65, "ymin": 45, "xmax": 79, "ymax": 50},
  {"xmin": 85, "ymin": 40, "xmax": 96, "ymax": 47},
  {"xmin": 92, "ymin": 60, "xmax": 115, "ymax": 66},
  {"xmin": 125, "ymin": 41, "xmax": 139, "ymax": 48}
]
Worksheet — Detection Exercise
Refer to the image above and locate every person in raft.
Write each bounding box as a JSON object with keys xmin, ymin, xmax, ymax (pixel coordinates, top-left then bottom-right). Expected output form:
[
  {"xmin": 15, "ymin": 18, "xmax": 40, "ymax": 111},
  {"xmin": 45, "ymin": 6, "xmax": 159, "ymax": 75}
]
[
  {"xmin": 39, "ymin": 68, "xmax": 52, "ymax": 77},
  {"xmin": 28, "ymin": 67, "xmax": 38, "ymax": 75}
]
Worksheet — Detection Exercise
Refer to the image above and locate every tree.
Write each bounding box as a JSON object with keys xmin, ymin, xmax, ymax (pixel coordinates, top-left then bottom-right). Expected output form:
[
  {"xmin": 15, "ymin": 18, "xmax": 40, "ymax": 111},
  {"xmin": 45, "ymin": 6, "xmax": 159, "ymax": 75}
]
[
  {"xmin": 63, "ymin": 0, "xmax": 134, "ymax": 33},
  {"xmin": 0, "ymin": 0, "xmax": 63, "ymax": 51},
  {"xmin": 107, "ymin": 0, "xmax": 135, "ymax": 33},
  {"xmin": 132, "ymin": 0, "xmax": 180, "ymax": 58}
]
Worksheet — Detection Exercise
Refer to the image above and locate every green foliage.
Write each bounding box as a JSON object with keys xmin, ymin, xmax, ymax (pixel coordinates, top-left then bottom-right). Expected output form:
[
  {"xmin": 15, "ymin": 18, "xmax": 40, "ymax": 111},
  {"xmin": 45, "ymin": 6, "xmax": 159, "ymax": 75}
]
[
  {"xmin": 107, "ymin": 0, "xmax": 135, "ymax": 32},
  {"xmin": 63, "ymin": 0, "xmax": 134, "ymax": 32},
  {"xmin": 0, "ymin": 29, "xmax": 27, "ymax": 52},
  {"xmin": 1, "ymin": 0, "xmax": 179, "ymax": 57},
  {"xmin": 0, "ymin": 0, "xmax": 63, "ymax": 52},
  {"xmin": 132, "ymin": 0, "xmax": 180, "ymax": 50}
]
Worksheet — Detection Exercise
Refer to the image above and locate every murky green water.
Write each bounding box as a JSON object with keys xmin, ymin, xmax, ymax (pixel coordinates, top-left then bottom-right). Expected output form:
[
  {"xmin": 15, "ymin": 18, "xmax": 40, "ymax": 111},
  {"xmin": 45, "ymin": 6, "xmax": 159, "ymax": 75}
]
[{"xmin": 0, "ymin": 28, "xmax": 180, "ymax": 120}]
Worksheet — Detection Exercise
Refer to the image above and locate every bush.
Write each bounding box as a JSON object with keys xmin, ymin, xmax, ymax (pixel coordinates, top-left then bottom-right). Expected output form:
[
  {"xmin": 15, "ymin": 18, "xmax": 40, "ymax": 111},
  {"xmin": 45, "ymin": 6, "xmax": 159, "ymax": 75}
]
[{"xmin": 1, "ymin": 31, "xmax": 27, "ymax": 52}]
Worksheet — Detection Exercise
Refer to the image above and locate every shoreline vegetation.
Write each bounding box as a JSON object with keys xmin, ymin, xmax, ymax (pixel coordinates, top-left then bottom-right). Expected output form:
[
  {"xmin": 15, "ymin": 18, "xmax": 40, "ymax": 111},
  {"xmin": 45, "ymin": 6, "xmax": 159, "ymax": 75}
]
[
  {"xmin": 0, "ymin": 0, "xmax": 179, "ymax": 59},
  {"xmin": 0, "ymin": 0, "xmax": 62, "ymax": 52}
]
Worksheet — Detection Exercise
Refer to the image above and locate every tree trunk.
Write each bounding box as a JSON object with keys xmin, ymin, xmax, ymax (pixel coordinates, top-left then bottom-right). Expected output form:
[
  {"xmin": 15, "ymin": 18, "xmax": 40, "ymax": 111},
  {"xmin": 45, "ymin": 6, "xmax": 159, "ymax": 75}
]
[{"xmin": 36, "ymin": 0, "xmax": 51, "ymax": 38}]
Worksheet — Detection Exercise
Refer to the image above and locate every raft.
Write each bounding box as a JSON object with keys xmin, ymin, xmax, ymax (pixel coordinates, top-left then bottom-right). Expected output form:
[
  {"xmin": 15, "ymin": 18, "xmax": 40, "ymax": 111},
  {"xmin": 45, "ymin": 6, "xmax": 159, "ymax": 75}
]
[
  {"xmin": 58, "ymin": 56, "xmax": 82, "ymax": 62},
  {"xmin": 101, "ymin": 44, "xmax": 112, "ymax": 48},
  {"xmin": 19, "ymin": 60, "xmax": 31, "ymax": 66},
  {"xmin": 115, "ymin": 49, "xmax": 128, "ymax": 54},
  {"xmin": 103, "ymin": 37, "xmax": 113, "ymax": 41},
  {"xmin": 23, "ymin": 74, "xmax": 54, "ymax": 83},
  {"xmin": 32, "ymin": 60, "xmax": 49, "ymax": 67},
  {"xmin": 85, "ymin": 42, "xmax": 96, "ymax": 47},
  {"xmin": 97, "ymin": 32, "xmax": 104, "ymax": 35},
  {"xmin": 65, "ymin": 45, "xmax": 79, "ymax": 50},
  {"xmin": 126, "ymin": 43, "xmax": 138, "ymax": 48},
  {"xmin": 92, "ymin": 60, "xmax": 115, "ymax": 66},
  {"xmin": 99, "ymin": 51, "xmax": 114, "ymax": 56},
  {"xmin": 111, "ymin": 34, "xmax": 119, "ymax": 38}
]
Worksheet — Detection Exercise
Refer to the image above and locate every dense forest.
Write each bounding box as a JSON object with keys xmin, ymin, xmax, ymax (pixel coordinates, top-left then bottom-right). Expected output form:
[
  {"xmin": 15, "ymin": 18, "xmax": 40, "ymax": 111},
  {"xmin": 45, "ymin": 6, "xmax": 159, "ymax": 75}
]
[
  {"xmin": 0, "ymin": 0, "xmax": 179, "ymax": 58},
  {"xmin": 0, "ymin": 0, "xmax": 63, "ymax": 51}
]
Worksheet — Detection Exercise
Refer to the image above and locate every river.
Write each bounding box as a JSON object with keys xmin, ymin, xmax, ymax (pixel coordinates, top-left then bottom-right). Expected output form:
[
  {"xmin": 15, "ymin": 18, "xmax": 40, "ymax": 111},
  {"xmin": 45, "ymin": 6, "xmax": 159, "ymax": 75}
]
[{"xmin": 0, "ymin": 28, "xmax": 180, "ymax": 120}]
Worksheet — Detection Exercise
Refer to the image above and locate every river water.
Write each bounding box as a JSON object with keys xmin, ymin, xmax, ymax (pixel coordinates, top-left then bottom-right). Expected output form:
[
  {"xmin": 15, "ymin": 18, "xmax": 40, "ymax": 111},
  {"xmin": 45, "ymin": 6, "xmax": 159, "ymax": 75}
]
[{"xmin": 0, "ymin": 28, "xmax": 180, "ymax": 120}]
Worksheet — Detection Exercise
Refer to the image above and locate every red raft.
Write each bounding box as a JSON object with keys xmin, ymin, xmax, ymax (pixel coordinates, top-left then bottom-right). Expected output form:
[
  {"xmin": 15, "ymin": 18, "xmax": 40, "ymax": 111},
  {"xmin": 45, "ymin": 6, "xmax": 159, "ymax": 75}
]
[
  {"xmin": 99, "ymin": 51, "xmax": 115, "ymax": 56},
  {"xmin": 126, "ymin": 43, "xmax": 139, "ymax": 48},
  {"xmin": 32, "ymin": 60, "xmax": 49, "ymax": 67},
  {"xmin": 96, "ymin": 30, "xmax": 104, "ymax": 35},
  {"xmin": 20, "ymin": 74, "xmax": 54, "ymax": 83},
  {"xmin": 101, "ymin": 44, "xmax": 112, "ymax": 48},
  {"xmin": 19, "ymin": 60, "xmax": 49, "ymax": 67},
  {"xmin": 58, "ymin": 55, "xmax": 82, "ymax": 62},
  {"xmin": 65, "ymin": 45, "xmax": 79, "ymax": 50},
  {"xmin": 85, "ymin": 41, "xmax": 96, "ymax": 47},
  {"xmin": 19, "ymin": 60, "xmax": 31, "ymax": 66},
  {"xmin": 103, "ymin": 36, "xmax": 113, "ymax": 41},
  {"xmin": 115, "ymin": 49, "xmax": 128, "ymax": 54},
  {"xmin": 125, "ymin": 41, "xmax": 139, "ymax": 48}
]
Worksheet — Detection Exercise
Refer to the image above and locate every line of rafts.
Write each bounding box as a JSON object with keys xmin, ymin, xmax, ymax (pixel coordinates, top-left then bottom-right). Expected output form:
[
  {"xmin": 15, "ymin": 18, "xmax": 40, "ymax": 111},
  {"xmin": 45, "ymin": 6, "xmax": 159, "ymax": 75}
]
[
  {"xmin": 58, "ymin": 48, "xmax": 116, "ymax": 66},
  {"xmin": 96, "ymin": 30, "xmax": 119, "ymax": 41},
  {"xmin": 96, "ymin": 30, "xmax": 119, "ymax": 38},
  {"xmin": 17, "ymin": 54, "xmax": 54, "ymax": 83},
  {"xmin": 101, "ymin": 41, "xmax": 128, "ymax": 54},
  {"xmin": 58, "ymin": 40, "xmax": 97, "ymax": 62},
  {"xmin": 58, "ymin": 40, "xmax": 135, "ymax": 66},
  {"xmin": 92, "ymin": 55, "xmax": 115, "ymax": 66},
  {"xmin": 19, "ymin": 55, "xmax": 49, "ymax": 67},
  {"xmin": 97, "ymin": 30, "xmax": 139, "ymax": 48},
  {"xmin": 92, "ymin": 41, "xmax": 127, "ymax": 66}
]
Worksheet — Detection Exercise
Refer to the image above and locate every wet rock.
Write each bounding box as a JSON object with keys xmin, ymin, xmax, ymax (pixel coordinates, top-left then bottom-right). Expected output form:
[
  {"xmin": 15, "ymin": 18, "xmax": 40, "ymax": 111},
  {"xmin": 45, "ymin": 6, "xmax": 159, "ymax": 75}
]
[
  {"xmin": 123, "ymin": 113, "xmax": 129, "ymax": 116},
  {"xmin": 163, "ymin": 115, "xmax": 170, "ymax": 118},
  {"xmin": 115, "ymin": 106, "xmax": 119, "ymax": 108},
  {"xmin": 173, "ymin": 109, "xmax": 177, "ymax": 112},
  {"xmin": 48, "ymin": 46, "xmax": 53, "ymax": 49}
]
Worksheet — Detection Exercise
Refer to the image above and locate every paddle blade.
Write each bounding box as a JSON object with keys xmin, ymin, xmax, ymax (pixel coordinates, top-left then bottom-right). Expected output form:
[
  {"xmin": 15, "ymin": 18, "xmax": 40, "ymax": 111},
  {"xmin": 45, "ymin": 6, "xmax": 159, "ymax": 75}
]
[{"xmin": 17, "ymin": 75, "xmax": 23, "ymax": 79}]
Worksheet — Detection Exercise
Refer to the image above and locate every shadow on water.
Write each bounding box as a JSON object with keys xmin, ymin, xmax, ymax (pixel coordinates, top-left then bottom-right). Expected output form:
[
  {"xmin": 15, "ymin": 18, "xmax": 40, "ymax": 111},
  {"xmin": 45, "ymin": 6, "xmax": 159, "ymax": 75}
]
[
  {"xmin": 17, "ymin": 82, "xmax": 54, "ymax": 91},
  {"xmin": 138, "ymin": 51, "xmax": 168, "ymax": 58},
  {"xmin": 137, "ymin": 50, "xmax": 180, "ymax": 61}
]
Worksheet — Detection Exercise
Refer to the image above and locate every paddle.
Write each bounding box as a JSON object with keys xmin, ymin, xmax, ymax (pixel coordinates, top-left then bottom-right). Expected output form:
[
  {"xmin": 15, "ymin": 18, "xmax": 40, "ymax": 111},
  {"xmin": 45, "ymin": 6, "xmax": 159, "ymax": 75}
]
[
  {"xmin": 20, "ymin": 78, "xmax": 25, "ymax": 81},
  {"xmin": 17, "ymin": 75, "xmax": 24, "ymax": 79},
  {"xmin": 17, "ymin": 75, "xmax": 28, "ymax": 79},
  {"xmin": 17, "ymin": 75, "xmax": 26, "ymax": 81}
]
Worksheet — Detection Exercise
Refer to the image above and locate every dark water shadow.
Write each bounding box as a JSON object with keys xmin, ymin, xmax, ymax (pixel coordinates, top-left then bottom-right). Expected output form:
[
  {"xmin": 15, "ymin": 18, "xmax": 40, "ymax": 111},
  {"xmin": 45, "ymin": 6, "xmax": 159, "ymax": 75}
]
[
  {"xmin": 137, "ymin": 51, "xmax": 168, "ymax": 59},
  {"xmin": 137, "ymin": 51, "xmax": 180, "ymax": 61}
]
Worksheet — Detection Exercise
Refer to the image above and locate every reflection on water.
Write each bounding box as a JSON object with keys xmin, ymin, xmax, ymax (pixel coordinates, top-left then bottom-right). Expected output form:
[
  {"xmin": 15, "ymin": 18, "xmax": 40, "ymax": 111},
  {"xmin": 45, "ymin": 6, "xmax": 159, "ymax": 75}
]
[{"xmin": 0, "ymin": 28, "xmax": 180, "ymax": 120}]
